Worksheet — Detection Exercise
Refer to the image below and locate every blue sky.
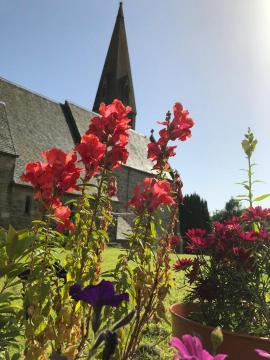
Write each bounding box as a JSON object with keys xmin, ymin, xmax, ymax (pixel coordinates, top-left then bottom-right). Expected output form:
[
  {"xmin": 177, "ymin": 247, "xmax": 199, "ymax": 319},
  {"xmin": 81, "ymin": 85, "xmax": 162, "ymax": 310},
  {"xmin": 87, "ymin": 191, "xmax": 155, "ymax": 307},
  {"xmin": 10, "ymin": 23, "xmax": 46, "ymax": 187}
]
[{"xmin": 1, "ymin": 0, "xmax": 270, "ymax": 213}]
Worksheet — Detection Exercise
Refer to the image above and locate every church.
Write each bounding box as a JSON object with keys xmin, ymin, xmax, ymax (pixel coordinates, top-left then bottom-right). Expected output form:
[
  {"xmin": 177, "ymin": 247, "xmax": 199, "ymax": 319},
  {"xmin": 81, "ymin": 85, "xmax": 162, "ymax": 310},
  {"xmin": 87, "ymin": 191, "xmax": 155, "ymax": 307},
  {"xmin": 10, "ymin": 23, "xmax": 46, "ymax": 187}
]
[{"xmin": 0, "ymin": 3, "xmax": 154, "ymax": 242}]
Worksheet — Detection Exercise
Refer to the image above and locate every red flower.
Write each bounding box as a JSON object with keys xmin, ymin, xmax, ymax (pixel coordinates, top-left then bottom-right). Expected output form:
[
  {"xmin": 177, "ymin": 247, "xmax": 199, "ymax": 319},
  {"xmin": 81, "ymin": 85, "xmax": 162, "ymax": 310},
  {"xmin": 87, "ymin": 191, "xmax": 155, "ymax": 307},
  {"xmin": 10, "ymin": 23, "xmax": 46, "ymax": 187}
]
[
  {"xmin": 169, "ymin": 235, "xmax": 182, "ymax": 247},
  {"xmin": 99, "ymin": 99, "xmax": 132, "ymax": 119},
  {"xmin": 186, "ymin": 229, "xmax": 208, "ymax": 252},
  {"xmin": 86, "ymin": 100, "xmax": 131, "ymax": 171},
  {"xmin": 239, "ymin": 229, "xmax": 268, "ymax": 242},
  {"xmin": 174, "ymin": 258, "xmax": 193, "ymax": 271},
  {"xmin": 106, "ymin": 145, "xmax": 129, "ymax": 170},
  {"xmin": 147, "ymin": 102, "xmax": 194, "ymax": 171},
  {"xmin": 241, "ymin": 207, "xmax": 270, "ymax": 223},
  {"xmin": 127, "ymin": 178, "xmax": 175, "ymax": 213},
  {"xmin": 76, "ymin": 134, "xmax": 106, "ymax": 179},
  {"xmin": 147, "ymin": 142, "xmax": 162, "ymax": 162},
  {"xmin": 54, "ymin": 205, "xmax": 74, "ymax": 233},
  {"xmin": 20, "ymin": 148, "xmax": 81, "ymax": 207},
  {"xmin": 41, "ymin": 148, "xmax": 81, "ymax": 193},
  {"xmin": 169, "ymin": 102, "xmax": 194, "ymax": 141}
]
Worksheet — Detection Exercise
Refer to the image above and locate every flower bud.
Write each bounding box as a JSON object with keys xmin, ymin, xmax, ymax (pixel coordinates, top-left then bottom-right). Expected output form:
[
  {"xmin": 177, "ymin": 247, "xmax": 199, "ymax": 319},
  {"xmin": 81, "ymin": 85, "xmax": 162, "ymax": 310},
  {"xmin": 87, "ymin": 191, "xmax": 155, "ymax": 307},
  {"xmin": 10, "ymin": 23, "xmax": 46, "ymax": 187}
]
[
  {"xmin": 211, "ymin": 326, "xmax": 223, "ymax": 353},
  {"xmin": 108, "ymin": 176, "xmax": 118, "ymax": 197}
]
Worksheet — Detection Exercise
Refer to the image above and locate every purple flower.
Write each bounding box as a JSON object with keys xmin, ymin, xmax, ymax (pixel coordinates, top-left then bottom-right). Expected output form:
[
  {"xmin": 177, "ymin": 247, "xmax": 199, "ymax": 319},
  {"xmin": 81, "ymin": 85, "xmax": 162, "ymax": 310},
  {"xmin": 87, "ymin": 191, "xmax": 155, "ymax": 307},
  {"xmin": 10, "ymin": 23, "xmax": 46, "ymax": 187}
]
[
  {"xmin": 255, "ymin": 349, "xmax": 270, "ymax": 358},
  {"xmin": 69, "ymin": 280, "xmax": 129, "ymax": 308},
  {"xmin": 170, "ymin": 335, "xmax": 227, "ymax": 360}
]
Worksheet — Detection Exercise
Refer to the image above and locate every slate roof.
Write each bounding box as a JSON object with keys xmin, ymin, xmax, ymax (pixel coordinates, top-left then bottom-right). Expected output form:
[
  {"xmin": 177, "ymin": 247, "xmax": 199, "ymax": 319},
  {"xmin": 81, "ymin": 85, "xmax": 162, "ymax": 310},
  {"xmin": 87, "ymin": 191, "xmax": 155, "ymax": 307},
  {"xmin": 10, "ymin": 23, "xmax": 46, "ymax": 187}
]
[
  {"xmin": 0, "ymin": 77, "xmax": 153, "ymax": 185},
  {"xmin": 0, "ymin": 101, "xmax": 16, "ymax": 156}
]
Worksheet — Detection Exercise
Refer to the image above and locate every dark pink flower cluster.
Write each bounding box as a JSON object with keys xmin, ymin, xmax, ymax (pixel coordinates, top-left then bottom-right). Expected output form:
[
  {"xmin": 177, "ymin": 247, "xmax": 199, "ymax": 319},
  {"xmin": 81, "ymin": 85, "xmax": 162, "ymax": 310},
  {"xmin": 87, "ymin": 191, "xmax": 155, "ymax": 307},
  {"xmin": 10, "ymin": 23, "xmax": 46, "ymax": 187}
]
[
  {"xmin": 241, "ymin": 206, "xmax": 270, "ymax": 223},
  {"xmin": 182, "ymin": 209, "xmax": 270, "ymax": 272}
]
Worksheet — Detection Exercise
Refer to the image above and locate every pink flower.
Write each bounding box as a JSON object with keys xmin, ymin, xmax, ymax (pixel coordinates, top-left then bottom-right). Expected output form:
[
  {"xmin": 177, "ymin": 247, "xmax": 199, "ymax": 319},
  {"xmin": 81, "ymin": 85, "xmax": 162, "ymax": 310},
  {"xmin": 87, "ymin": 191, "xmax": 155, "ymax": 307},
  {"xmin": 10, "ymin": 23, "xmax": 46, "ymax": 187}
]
[
  {"xmin": 242, "ymin": 207, "xmax": 270, "ymax": 223},
  {"xmin": 170, "ymin": 235, "xmax": 182, "ymax": 247},
  {"xmin": 186, "ymin": 229, "xmax": 209, "ymax": 252},
  {"xmin": 255, "ymin": 349, "xmax": 270, "ymax": 358},
  {"xmin": 239, "ymin": 229, "xmax": 268, "ymax": 242},
  {"xmin": 170, "ymin": 335, "xmax": 227, "ymax": 360},
  {"xmin": 174, "ymin": 258, "xmax": 193, "ymax": 271}
]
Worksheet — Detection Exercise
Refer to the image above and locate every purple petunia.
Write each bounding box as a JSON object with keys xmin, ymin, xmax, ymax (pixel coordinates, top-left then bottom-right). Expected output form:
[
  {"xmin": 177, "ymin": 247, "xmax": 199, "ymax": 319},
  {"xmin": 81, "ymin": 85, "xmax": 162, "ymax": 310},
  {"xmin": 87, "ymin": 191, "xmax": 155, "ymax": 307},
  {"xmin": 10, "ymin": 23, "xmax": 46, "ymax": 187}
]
[
  {"xmin": 170, "ymin": 335, "xmax": 227, "ymax": 360},
  {"xmin": 255, "ymin": 349, "xmax": 270, "ymax": 359},
  {"xmin": 69, "ymin": 280, "xmax": 129, "ymax": 308}
]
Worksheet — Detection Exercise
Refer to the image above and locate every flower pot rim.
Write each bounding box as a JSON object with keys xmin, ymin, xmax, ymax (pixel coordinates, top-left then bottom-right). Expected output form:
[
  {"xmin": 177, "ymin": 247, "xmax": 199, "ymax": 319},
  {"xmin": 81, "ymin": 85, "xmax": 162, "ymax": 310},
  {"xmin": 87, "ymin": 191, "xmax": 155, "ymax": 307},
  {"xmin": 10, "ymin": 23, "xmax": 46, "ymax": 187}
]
[{"xmin": 170, "ymin": 302, "xmax": 270, "ymax": 344}]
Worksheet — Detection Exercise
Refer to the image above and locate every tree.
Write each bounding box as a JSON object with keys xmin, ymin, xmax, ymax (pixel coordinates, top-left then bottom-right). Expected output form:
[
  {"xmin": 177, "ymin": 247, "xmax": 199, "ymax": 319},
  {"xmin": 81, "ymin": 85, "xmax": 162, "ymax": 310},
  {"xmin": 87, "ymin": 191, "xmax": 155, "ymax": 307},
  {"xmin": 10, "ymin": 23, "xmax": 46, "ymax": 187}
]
[
  {"xmin": 212, "ymin": 197, "xmax": 242, "ymax": 222},
  {"xmin": 180, "ymin": 193, "xmax": 211, "ymax": 239}
]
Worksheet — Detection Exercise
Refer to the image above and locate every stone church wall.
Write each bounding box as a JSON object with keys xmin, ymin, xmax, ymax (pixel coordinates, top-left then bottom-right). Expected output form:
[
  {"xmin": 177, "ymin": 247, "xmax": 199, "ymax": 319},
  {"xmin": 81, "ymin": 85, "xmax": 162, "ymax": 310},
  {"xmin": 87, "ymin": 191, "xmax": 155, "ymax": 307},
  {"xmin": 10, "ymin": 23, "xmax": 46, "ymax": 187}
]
[
  {"xmin": 0, "ymin": 161, "xmax": 153, "ymax": 243},
  {"xmin": 0, "ymin": 153, "xmax": 16, "ymax": 228}
]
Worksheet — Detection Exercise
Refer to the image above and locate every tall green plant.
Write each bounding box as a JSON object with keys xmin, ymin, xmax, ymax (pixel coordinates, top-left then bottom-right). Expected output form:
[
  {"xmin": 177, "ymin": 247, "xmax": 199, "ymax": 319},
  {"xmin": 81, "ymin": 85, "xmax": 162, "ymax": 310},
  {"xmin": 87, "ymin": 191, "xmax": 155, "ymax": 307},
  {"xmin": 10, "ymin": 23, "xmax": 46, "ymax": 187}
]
[
  {"xmin": 237, "ymin": 128, "xmax": 270, "ymax": 206},
  {"xmin": 113, "ymin": 103, "xmax": 194, "ymax": 359}
]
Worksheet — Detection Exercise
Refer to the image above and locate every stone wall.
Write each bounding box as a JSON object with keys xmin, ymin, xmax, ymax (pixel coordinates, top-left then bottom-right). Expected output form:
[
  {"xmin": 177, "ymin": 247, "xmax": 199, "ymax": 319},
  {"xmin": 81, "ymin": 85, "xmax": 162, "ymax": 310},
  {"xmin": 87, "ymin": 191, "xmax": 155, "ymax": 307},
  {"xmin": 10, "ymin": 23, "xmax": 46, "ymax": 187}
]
[
  {"xmin": 0, "ymin": 153, "xmax": 16, "ymax": 228},
  {"xmin": 0, "ymin": 159, "xmax": 152, "ymax": 242}
]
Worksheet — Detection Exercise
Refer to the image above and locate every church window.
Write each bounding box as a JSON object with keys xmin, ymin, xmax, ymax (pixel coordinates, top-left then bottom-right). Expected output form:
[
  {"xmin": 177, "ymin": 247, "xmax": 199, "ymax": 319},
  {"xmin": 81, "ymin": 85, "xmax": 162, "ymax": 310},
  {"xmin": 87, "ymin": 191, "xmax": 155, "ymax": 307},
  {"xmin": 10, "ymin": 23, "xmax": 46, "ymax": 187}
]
[{"xmin": 24, "ymin": 196, "xmax": 32, "ymax": 215}]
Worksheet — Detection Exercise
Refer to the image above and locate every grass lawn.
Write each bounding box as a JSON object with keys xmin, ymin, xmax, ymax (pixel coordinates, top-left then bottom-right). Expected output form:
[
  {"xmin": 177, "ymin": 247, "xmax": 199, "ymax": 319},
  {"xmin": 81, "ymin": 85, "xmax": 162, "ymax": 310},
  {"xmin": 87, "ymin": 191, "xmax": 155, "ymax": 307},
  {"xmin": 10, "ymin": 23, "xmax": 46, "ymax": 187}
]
[{"xmin": 102, "ymin": 247, "xmax": 190, "ymax": 359}]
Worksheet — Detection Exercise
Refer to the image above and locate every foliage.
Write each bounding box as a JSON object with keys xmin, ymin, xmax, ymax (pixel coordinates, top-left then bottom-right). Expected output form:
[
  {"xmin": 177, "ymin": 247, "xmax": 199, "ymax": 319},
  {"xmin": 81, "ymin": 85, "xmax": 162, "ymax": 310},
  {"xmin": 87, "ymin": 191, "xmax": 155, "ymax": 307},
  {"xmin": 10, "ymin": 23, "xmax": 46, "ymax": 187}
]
[
  {"xmin": 211, "ymin": 197, "xmax": 242, "ymax": 223},
  {"xmin": 174, "ymin": 129, "xmax": 270, "ymax": 337},
  {"xmin": 0, "ymin": 99, "xmax": 194, "ymax": 359}
]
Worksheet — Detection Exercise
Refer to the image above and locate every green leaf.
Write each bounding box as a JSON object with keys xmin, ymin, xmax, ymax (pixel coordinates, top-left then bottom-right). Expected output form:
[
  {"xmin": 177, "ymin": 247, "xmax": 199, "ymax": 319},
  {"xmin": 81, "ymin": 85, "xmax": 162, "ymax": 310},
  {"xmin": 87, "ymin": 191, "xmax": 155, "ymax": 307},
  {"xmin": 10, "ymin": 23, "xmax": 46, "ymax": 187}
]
[
  {"xmin": 34, "ymin": 317, "xmax": 48, "ymax": 336},
  {"xmin": 254, "ymin": 194, "xmax": 270, "ymax": 202},
  {"xmin": 6, "ymin": 227, "xmax": 34, "ymax": 260},
  {"xmin": 150, "ymin": 221, "xmax": 156, "ymax": 238},
  {"xmin": 11, "ymin": 354, "xmax": 20, "ymax": 360}
]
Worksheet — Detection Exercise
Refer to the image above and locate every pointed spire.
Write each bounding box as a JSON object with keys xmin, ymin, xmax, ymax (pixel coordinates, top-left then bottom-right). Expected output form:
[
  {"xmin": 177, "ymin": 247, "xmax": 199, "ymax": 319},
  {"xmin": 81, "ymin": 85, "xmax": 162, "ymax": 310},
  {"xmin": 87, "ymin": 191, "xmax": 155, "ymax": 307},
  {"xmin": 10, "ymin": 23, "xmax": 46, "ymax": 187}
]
[{"xmin": 92, "ymin": 2, "xmax": 137, "ymax": 129}]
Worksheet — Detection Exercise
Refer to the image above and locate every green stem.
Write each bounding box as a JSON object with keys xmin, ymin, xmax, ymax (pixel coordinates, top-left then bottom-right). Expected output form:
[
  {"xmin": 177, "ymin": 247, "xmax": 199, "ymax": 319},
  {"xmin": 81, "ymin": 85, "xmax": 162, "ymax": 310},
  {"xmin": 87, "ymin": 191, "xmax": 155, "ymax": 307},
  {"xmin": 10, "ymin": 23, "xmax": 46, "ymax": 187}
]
[{"xmin": 248, "ymin": 155, "xmax": 253, "ymax": 208}]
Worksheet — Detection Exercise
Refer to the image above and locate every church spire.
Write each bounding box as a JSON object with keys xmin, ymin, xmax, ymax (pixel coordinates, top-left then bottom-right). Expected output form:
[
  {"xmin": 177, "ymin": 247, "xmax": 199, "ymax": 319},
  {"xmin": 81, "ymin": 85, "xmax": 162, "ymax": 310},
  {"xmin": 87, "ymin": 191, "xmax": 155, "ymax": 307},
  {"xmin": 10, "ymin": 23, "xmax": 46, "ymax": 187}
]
[{"xmin": 92, "ymin": 2, "xmax": 137, "ymax": 129}]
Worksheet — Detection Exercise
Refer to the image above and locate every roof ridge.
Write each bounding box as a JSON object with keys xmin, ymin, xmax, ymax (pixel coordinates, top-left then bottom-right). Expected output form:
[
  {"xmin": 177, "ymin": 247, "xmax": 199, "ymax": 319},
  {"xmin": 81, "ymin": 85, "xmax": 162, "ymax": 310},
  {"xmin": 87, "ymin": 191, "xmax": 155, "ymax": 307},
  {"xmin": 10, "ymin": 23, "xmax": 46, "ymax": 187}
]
[{"xmin": 0, "ymin": 77, "xmax": 62, "ymax": 106}]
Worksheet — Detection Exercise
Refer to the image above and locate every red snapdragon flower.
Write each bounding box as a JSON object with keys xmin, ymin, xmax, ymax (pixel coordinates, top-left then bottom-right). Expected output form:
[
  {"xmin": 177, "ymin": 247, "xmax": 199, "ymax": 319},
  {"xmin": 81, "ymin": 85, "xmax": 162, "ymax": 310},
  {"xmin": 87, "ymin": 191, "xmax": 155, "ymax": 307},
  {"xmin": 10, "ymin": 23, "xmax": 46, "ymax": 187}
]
[
  {"xmin": 86, "ymin": 100, "xmax": 131, "ymax": 171},
  {"xmin": 169, "ymin": 102, "xmax": 194, "ymax": 141},
  {"xmin": 127, "ymin": 178, "xmax": 175, "ymax": 213},
  {"xmin": 75, "ymin": 133, "xmax": 106, "ymax": 179},
  {"xmin": 54, "ymin": 205, "xmax": 74, "ymax": 233},
  {"xmin": 20, "ymin": 148, "xmax": 81, "ymax": 207},
  {"xmin": 106, "ymin": 145, "xmax": 129, "ymax": 170},
  {"xmin": 147, "ymin": 102, "xmax": 194, "ymax": 171}
]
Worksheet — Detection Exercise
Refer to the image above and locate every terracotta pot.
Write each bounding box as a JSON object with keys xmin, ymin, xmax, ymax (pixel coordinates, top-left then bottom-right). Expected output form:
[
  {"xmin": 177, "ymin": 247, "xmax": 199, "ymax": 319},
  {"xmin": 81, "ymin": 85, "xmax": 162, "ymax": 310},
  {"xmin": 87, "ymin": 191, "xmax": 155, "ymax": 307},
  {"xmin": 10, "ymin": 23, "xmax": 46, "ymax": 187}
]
[{"xmin": 170, "ymin": 303, "xmax": 270, "ymax": 360}]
